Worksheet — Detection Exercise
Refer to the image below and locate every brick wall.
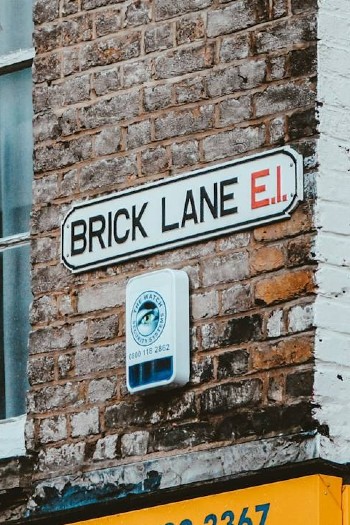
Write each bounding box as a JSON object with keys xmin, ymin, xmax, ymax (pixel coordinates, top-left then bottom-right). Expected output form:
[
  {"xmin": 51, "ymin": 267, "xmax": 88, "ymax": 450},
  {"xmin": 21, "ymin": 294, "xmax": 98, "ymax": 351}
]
[{"xmin": 1, "ymin": 0, "xmax": 320, "ymax": 521}]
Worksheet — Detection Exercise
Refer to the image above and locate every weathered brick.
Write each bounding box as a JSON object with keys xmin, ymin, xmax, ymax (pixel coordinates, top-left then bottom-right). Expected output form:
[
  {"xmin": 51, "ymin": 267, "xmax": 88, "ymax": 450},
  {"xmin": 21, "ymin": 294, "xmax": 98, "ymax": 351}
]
[
  {"xmin": 251, "ymin": 335, "xmax": 313, "ymax": 370},
  {"xmin": 32, "ymin": 263, "xmax": 77, "ymax": 295},
  {"xmin": 176, "ymin": 13, "xmax": 205, "ymax": 44},
  {"xmin": 80, "ymin": 91, "xmax": 140, "ymax": 129},
  {"xmin": 62, "ymin": 14, "xmax": 93, "ymax": 45},
  {"xmin": 268, "ymin": 55, "xmax": 287, "ymax": 81},
  {"xmin": 250, "ymin": 245, "xmax": 285, "ymax": 274},
  {"xmin": 290, "ymin": 45, "xmax": 317, "ymax": 78},
  {"xmin": 75, "ymin": 344, "xmax": 124, "ymax": 375},
  {"xmin": 155, "ymin": 105, "xmax": 214, "ymax": 140},
  {"xmin": 254, "ymin": 205, "xmax": 313, "ymax": 241},
  {"xmin": 255, "ymin": 17, "xmax": 316, "ymax": 54},
  {"xmin": 34, "ymin": 137, "xmax": 93, "ymax": 173},
  {"xmin": 28, "ymin": 383, "xmax": 80, "ymax": 413},
  {"xmin": 95, "ymin": 126, "xmax": 121, "ymax": 156},
  {"xmin": 94, "ymin": 68, "xmax": 122, "ymax": 96},
  {"xmin": 202, "ymin": 124, "xmax": 265, "ymax": 162},
  {"xmin": 80, "ymin": 33, "xmax": 141, "ymax": 70},
  {"xmin": 288, "ymin": 108, "xmax": 318, "ymax": 140},
  {"xmin": 191, "ymin": 290, "xmax": 219, "ymax": 320},
  {"xmin": 144, "ymin": 84, "xmax": 173, "ymax": 112},
  {"xmin": 34, "ymin": 0, "xmax": 59, "ymax": 24},
  {"xmin": 33, "ymin": 174, "xmax": 59, "ymax": 205},
  {"xmin": 202, "ymin": 314, "xmax": 263, "ymax": 350},
  {"xmin": 286, "ymin": 369, "xmax": 313, "ymax": 397},
  {"xmin": 95, "ymin": 8, "xmax": 122, "ymax": 37},
  {"xmin": 58, "ymin": 353, "xmax": 75, "ymax": 379},
  {"xmin": 33, "ymin": 52, "xmax": 61, "ymax": 83},
  {"xmin": 70, "ymin": 408, "xmax": 99, "ymax": 437},
  {"xmin": 60, "ymin": 107, "xmax": 80, "ymax": 136},
  {"xmin": 221, "ymin": 283, "xmax": 252, "ymax": 315},
  {"xmin": 40, "ymin": 416, "xmax": 67, "ymax": 444},
  {"xmin": 208, "ymin": 1, "xmax": 263, "ymax": 38},
  {"xmin": 268, "ymin": 375, "xmax": 284, "ymax": 402},
  {"xmin": 28, "ymin": 356, "xmax": 55, "ymax": 385},
  {"xmin": 127, "ymin": 120, "xmax": 151, "ymax": 149},
  {"xmin": 77, "ymin": 282, "xmax": 124, "ymax": 313},
  {"xmin": 154, "ymin": 0, "xmax": 212, "ymax": 21},
  {"xmin": 154, "ymin": 44, "xmax": 214, "ymax": 79},
  {"xmin": 217, "ymin": 402, "xmax": 315, "ymax": 440},
  {"xmin": 217, "ymin": 96, "xmax": 252, "ymax": 127},
  {"xmin": 144, "ymin": 23, "xmax": 173, "ymax": 54},
  {"xmin": 125, "ymin": 0, "xmax": 151, "ymax": 26},
  {"xmin": 88, "ymin": 377, "xmax": 117, "ymax": 403},
  {"xmin": 38, "ymin": 442, "xmax": 85, "ymax": 472},
  {"xmin": 141, "ymin": 146, "xmax": 169, "ymax": 175},
  {"xmin": 272, "ymin": 0, "xmax": 288, "ymax": 18},
  {"xmin": 286, "ymin": 236, "xmax": 314, "ymax": 267},
  {"xmin": 34, "ymin": 24, "xmax": 61, "ymax": 54},
  {"xmin": 255, "ymin": 81, "xmax": 316, "ymax": 118},
  {"xmin": 207, "ymin": 60, "xmax": 266, "ymax": 97},
  {"xmin": 255, "ymin": 269, "xmax": 314, "ymax": 305},
  {"xmin": 105, "ymin": 391, "xmax": 196, "ymax": 428},
  {"xmin": 30, "ymin": 295, "xmax": 58, "ymax": 324},
  {"xmin": 266, "ymin": 309, "xmax": 284, "ymax": 338},
  {"xmin": 288, "ymin": 303, "xmax": 314, "ymax": 333},
  {"xmin": 121, "ymin": 431, "xmax": 149, "ymax": 457},
  {"xmin": 175, "ymin": 76, "xmax": 206, "ymax": 104},
  {"xmin": 89, "ymin": 315, "xmax": 119, "ymax": 342},
  {"xmin": 219, "ymin": 34, "xmax": 250, "ymax": 63},
  {"xmin": 190, "ymin": 356, "xmax": 214, "ymax": 385},
  {"xmin": 200, "ymin": 379, "xmax": 263, "ymax": 414},
  {"xmin": 30, "ymin": 321, "xmax": 88, "ymax": 354},
  {"xmin": 93, "ymin": 435, "xmax": 119, "ymax": 461},
  {"xmin": 80, "ymin": 155, "xmax": 137, "ymax": 192},
  {"xmin": 270, "ymin": 116, "xmax": 285, "ymax": 145},
  {"xmin": 150, "ymin": 423, "xmax": 214, "ymax": 452},
  {"xmin": 171, "ymin": 140, "xmax": 199, "ymax": 168},
  {"xmin": 217, "ymin": 349, "xmax": 249, "ymax": 379},
  {"xmin": 61, "ymin": 0, "xmax": 79, "ymax": 16},
  {"xmin": 62, "ymin": 47, "xmax": 80, "ymax": 76},
  {"xmin": 291, "ymin": 0, "xmax": 317, "ymax": 14},
  {"xmin": 32, "ymin": 204, "xmax": 65, "ymax": 234},
  {"xmin": 202, "ymin": 251, "xmax": 249, "ymax": 287},
  {"xmin": 123, "ymin": 59, "xmax": 152, "ymax": 87}
]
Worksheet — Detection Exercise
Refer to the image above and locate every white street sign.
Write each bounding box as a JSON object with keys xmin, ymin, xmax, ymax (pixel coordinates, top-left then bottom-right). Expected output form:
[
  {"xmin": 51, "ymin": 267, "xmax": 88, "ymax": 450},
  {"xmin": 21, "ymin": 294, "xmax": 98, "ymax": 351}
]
[{"xmin": 61, "ymin": 147, "xmax": 303, "ymax": 273}]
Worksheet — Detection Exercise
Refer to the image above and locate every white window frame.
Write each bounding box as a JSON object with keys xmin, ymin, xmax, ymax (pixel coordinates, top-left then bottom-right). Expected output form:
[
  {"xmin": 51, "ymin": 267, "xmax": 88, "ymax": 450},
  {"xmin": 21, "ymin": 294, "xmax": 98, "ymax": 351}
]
[{"xmin": 0, "ymin": 46, "xmax": 35, "ymax": 459}]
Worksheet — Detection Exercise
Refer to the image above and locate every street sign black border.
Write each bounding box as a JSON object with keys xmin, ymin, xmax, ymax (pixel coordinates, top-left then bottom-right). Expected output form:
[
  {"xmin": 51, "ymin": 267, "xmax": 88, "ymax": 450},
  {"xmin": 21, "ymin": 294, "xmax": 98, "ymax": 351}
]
[{"xmin": 61, "ymin": 147, "xmax": 303, "ymax": 273}]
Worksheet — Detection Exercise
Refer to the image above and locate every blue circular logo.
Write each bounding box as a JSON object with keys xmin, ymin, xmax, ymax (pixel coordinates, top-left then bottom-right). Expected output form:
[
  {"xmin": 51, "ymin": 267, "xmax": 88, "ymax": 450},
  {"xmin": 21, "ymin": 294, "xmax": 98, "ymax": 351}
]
[{"xmin": 131, "ymin": 291, "xmax": 166, "ymax": 346}]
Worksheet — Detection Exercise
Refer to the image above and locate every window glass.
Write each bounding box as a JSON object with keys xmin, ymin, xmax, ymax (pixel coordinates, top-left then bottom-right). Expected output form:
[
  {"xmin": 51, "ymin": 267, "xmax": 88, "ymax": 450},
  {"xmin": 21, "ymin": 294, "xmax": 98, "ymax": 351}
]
[
  {"xmin": 0, "ymin": 0, "xmax": 34, "ymax": 56},
  {"xmin": 0, "ymin": 244, "xmax": 31, "ymax": 419},
  {"xmin": 0, "ymin": 68, "xmax": 33, "ymax": 237}
]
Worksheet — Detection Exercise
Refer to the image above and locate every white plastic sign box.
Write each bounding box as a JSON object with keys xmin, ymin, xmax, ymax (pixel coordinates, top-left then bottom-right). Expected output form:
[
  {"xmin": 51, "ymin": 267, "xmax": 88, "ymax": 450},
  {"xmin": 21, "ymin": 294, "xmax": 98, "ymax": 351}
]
[{"xmin": 126, "ymin": 269, "xmax": 189, "ymax": 394}]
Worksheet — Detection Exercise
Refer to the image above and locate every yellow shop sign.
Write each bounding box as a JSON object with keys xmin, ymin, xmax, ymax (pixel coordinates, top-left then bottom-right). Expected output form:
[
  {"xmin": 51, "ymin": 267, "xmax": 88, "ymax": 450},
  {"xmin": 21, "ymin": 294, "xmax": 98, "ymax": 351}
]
[{"xmin": 69, "ymin": 474, "xmax": 350, "ymax": 525}]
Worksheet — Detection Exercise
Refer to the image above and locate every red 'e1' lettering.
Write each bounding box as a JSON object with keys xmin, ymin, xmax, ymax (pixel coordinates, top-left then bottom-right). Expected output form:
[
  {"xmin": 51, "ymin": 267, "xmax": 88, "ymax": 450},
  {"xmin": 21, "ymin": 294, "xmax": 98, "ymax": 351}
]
[{"xmin": 251, "ymin": 169, "xmax": 270, "ymax": 209}]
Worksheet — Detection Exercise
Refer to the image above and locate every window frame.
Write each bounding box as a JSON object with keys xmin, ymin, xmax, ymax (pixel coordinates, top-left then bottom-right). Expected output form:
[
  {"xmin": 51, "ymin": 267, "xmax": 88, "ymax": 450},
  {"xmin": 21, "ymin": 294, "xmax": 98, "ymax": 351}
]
[{"xmin": 0, "ymin": 41, "xmax": 35, "ymax": 459}]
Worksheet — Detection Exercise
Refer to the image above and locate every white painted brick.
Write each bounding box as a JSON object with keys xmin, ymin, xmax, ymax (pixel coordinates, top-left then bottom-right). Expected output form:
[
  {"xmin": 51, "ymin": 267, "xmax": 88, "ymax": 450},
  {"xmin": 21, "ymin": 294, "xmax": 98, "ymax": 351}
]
[
  {"xmin": 266, "ymin": 310, "xmax": 283, "ymax": 338},
  {"xmin": 70, "ymin": 408, "xmax": 99, "ymax": 437},
  {"xmin": 288, "ymin": 304, "xmax": 314, "ymax": 333},
  {"xmin": 93, "ymin": 435, "xmax": 118, "ymax": 461},
  {"xmin": 121, "ymin": 431, "xmax": 149, "ymax": 457}
]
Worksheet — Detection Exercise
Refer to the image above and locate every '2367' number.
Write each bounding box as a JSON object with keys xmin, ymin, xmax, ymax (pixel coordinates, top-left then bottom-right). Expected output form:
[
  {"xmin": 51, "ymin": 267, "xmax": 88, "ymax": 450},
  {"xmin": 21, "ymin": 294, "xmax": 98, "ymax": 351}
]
[{"xmin": 164, "ymin": 504, "xmax": 270, "ymax": 525}]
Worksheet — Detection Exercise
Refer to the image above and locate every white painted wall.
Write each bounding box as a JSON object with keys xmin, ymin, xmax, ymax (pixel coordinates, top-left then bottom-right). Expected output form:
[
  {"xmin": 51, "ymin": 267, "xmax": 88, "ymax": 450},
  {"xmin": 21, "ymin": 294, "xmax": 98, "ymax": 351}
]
[{"xmin": 314, "ymin": 0, "xmax": 350, "ymax": 462}]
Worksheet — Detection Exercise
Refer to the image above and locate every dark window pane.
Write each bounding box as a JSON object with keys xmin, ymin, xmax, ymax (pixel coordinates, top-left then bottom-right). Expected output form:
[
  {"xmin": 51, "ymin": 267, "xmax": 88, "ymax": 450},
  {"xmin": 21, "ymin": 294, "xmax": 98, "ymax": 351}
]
[{"xmin": 0, "ymin": 68, "xmax": 33, "ymax": 237}]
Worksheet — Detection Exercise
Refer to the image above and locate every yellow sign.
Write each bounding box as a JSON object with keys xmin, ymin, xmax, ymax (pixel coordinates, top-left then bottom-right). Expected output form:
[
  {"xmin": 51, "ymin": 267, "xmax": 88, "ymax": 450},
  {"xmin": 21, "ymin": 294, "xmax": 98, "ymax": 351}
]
[{"xmin": 69, "ymin": 475, "xmax": 343, "ymax": 525}]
